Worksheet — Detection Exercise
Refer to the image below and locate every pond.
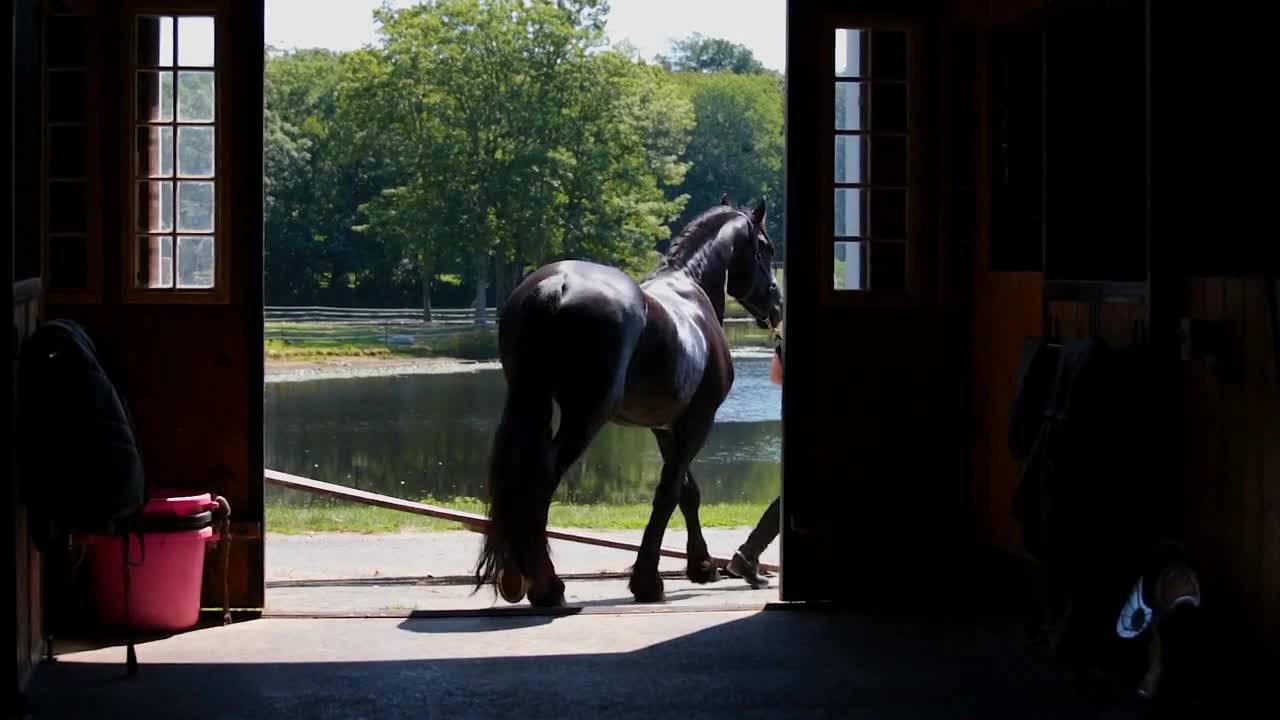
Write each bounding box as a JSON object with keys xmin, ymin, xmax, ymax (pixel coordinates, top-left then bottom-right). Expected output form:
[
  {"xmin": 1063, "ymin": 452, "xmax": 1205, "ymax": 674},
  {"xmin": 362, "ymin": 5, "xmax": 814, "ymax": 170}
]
[{"xmin": 265, "ymin": 350, "xmax": 782, "ymax": 507}]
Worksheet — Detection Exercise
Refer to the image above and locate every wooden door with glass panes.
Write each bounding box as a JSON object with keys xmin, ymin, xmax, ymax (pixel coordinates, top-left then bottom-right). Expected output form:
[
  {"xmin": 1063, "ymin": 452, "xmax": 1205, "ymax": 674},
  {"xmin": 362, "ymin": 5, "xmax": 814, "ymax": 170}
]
[
  {"xmin": 41, "ymin": 0, "xmax": 265, "ymax": 611},
  {"xmin": 780, "ymin": 2, "xmax": 966, "ymax": 603}
]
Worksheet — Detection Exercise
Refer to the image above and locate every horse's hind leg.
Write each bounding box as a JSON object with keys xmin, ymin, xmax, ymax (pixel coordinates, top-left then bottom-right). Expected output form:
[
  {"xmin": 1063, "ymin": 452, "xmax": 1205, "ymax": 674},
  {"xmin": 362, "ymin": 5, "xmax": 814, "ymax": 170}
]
[
  {"xmin": 679, "ymin": 470, "xmax": 720, "ymax": 583},
  {"xmin": 518, "ymin": 401, "xmax": 609, "ymax": 608},
  {"xmin": 631, "ymin": 414, "xmax": 715, "ymax": 602},
  {"xmin": 655, "ymin": 430, "xmax": 719, "ymax": 584}
]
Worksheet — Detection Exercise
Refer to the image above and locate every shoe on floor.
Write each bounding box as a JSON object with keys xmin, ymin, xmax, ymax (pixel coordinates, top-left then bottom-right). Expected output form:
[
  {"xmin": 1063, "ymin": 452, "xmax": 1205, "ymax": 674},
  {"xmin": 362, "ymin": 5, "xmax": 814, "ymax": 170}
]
[{"xmin": 726, "ymin": 550, "xmax": 770, "ymax": 589}]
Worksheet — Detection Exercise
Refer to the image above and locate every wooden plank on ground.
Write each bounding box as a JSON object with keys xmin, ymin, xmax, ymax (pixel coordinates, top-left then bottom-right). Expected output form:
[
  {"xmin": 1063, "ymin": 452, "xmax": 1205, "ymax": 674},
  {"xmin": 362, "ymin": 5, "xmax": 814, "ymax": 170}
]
[{"xmin": 264, "ymin": 470, "xmax": 780, "ymax": 573}]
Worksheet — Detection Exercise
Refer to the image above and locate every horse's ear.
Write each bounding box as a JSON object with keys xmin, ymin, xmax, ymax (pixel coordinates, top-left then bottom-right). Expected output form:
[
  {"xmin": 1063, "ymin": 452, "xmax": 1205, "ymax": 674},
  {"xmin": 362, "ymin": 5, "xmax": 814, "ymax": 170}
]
[
  {"xmin": 720, "ymin": 193, "xmax": 730, "ymax": 206},
  {"xmin": 751, "ymin": 198, "xmax": 767, "ymax": 225}
]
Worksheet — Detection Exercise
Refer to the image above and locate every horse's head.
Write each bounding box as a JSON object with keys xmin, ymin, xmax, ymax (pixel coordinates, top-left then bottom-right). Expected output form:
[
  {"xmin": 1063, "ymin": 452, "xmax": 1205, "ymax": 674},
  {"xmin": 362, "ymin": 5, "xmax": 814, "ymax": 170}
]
[{"xmin": 727, "ymin": 199, "xmax": 784, "ymax": 330}]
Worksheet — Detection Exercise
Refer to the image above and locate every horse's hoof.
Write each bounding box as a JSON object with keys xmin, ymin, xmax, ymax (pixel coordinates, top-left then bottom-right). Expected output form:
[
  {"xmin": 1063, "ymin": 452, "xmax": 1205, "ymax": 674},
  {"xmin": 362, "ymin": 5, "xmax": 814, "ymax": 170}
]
[
  {"xmin": 496, "ymin": 566, "xmax": 528, "ymax": 604},
  {"xmin": 528, "ymin": 577, "xmax": 566, "ymax": 608},
  {"xmin": 629, "ymin": 574, "xmax": 665, "ymax": 603},
  {"xmin": 686, "ymin": 559, "xmax": 720, "ymax": 584}
]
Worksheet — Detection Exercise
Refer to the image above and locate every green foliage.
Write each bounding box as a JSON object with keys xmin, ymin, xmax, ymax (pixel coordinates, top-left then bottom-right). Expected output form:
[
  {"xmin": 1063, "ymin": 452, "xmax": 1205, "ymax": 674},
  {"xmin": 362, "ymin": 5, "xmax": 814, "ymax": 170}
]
[
  {"xmin": 265, "ymin": 48, "xmax": 404, "ymax": 306},
  {"xmin": 669, "ymin": 71, "xmax": 787, "ymax": 259},
  {"xmin": 656, "ymin": 32, "xmax": 769, "ymax": 75},
  {"xmin": 263, "ymin": 3, "xmax": 786, "ymax": 308}
]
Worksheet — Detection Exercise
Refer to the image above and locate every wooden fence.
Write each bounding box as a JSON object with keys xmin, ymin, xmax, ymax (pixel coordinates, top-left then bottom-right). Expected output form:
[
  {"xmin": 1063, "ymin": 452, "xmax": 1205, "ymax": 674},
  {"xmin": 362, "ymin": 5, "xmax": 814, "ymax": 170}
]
[
  {"xmin": 264, "ymin": 306, "xmax": 764, "ymax": 346},
  {"xmin": 265, "ymin": 306, "xmax": 497, "ymax": 324}
]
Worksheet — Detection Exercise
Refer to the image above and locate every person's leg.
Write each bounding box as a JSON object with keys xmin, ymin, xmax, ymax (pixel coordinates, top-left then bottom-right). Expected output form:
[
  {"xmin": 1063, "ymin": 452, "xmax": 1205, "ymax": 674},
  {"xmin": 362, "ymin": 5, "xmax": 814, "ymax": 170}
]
[
  {"xmin": 727, "ymin": 497, "xmax": 779, "ymax": 587},
  {"xmin": 741, "ymin": 496, "xmax": 780, "ymax": 559}
]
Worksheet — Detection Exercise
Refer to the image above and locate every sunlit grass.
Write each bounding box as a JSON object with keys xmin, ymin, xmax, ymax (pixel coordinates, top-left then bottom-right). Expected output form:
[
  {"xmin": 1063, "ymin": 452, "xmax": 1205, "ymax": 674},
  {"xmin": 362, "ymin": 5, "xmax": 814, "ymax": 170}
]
[
  {"xmin": 266, "ymin": 498, "xmax": 771, "ymax": 534},
  {"xmin": 265, "ymin": 327, "xmax": 498, "ymax": 362}
]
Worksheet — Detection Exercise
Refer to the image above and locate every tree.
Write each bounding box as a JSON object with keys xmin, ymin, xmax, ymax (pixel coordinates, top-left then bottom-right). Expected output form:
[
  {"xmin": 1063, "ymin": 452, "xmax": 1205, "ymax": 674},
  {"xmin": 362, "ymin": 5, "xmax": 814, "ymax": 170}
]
[
  {"xmin": 264, "ymin": 48, "xmax": 401, "ymax": 306},
  {"xmin": 263, "ymin": 62, "xmax": 314, "ymax": 304},
  {"xmin": 656, "ymin": 32, "xmax": 769, "ymax": 75},
  {"xmin": 668, "ymin": 71, "xmax": 786, "ymax": 260},
  {"xmin": 357, "ymin": 0, "xmax": 693, "ymax": 320}
]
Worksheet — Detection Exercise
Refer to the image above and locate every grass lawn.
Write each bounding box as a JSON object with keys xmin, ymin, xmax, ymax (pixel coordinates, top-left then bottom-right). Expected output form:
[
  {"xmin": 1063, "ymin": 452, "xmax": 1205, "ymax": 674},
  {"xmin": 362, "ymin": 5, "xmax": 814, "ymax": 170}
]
[
  {"xmin": 266, "ymin": 499, "xmax": 771, "ymax": 534},
  {"xmin": 265, "ymin": 326, "xmax": 499, "ymax": 362},
  {"xmin": 265, "ymin": 315, "xmax": 776, "ymax": 362}
]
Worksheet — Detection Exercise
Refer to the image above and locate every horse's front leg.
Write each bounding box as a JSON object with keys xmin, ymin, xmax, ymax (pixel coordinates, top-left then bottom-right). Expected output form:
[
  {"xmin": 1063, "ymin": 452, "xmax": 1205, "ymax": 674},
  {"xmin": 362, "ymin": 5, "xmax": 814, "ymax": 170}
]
[{"xmin": 632, "ymin": 419, "xmax": 714, "ymax": 602}]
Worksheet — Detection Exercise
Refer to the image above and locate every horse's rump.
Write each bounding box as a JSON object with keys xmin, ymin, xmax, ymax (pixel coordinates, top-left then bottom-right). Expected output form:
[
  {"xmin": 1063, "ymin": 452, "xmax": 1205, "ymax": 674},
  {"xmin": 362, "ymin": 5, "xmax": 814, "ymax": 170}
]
[{"xmin": 476, "ymin": 263, "xmax": 646, "ymax": 592}]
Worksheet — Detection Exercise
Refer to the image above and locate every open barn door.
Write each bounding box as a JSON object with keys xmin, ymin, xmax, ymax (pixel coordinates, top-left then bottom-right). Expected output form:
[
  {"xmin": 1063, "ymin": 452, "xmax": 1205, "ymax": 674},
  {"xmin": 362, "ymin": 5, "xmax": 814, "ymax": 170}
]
[
  {"xmin": 37, "ymin": 0, "xmax": 265, "ymax": 613},
  {"xmin": 780, "ymin": 1, "xmax": 969, "ymax": 603}
]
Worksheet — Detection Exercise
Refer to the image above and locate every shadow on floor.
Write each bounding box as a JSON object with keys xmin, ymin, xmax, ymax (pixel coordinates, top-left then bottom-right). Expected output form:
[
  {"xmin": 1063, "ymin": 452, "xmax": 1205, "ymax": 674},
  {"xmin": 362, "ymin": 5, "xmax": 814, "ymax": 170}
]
[{"xmin": 23, "ymin": 608, "xmax": 1159, "ymax": 720}]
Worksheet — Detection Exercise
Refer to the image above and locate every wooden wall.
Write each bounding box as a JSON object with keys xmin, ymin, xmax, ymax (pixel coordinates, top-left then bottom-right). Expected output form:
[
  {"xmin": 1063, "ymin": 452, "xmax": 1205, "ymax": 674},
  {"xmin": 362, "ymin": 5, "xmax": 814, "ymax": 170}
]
[
  {"xmin": 1180, "ymin": 277, "xmax": 1279, "ymax": 657},
  {"xmin": 928, "ymin": 0, "xmax": 1280, "ymax": 666},
  {"xmin": 965, "ymin": 14, "xmax": 1044, "ymax": 555},
  {"xmin": 971, "ymin": 273, "xmax": 1041, "ymax": 553},
  {"xmin": 12, "ymin": 279, "xmax": 45, "ymax": 696},
  {"xmin": 37, "ymin": 0, "xmax": 266, "ymax": 613}
]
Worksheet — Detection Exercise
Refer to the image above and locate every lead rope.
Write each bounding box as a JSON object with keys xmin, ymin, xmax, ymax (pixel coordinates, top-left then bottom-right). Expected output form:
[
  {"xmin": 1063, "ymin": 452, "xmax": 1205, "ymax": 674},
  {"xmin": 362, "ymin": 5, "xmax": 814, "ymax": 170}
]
[{"xmin": 215, "ymin": 496, "xmax": 232, "ymax": 625}]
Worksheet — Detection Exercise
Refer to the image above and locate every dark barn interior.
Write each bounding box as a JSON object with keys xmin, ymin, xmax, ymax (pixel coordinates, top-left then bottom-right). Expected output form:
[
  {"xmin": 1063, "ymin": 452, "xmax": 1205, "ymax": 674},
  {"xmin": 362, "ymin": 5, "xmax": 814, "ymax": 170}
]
[{"xmin": 6, "ymin": 0, "xmax": 1275, "ymax": 717}]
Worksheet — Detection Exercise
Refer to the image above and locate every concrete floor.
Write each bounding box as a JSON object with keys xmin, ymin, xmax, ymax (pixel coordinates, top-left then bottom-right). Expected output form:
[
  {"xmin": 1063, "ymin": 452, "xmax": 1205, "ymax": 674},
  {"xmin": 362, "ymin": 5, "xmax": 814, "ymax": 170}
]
[
  {"xmin": 265, "ymin": 528, "xmax": 781, "ymax": 614},
  {"xmin": 266, "ymin": 528, "xmax": 780, "ymax": 582},
  {"xmin": 24, "ymin": 609, "xmax": 1142, "ymax": 720}
]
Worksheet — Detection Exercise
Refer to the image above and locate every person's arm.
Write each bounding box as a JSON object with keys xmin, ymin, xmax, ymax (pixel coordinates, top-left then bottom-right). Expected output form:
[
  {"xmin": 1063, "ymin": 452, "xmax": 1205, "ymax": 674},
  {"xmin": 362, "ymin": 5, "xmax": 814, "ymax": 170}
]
[{"xmin": 769, "ymin": 346, "xmax": 783, "ymax": 385}]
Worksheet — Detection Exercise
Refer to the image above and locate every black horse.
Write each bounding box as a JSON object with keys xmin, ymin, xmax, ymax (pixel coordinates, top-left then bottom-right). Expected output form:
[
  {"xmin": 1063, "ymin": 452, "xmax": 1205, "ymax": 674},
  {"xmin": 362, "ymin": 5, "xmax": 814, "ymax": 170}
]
[{"xmin": 474, "ymin": 197, "xmax": 784, "ymax": 606}]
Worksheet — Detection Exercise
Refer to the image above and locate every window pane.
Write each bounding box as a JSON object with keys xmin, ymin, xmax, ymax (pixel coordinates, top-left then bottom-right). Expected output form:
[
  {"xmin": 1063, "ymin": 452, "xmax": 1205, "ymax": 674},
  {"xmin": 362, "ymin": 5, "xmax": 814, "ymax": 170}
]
[
  {"xmin": 137, "ymin": 71, "xmax": 174, "ymax": 122},
  {"xmin": 136, "ymin": 16, "xmax": 174, "ymax": 66},
  {"xmin": 136, "ymin": 235, "xmax": 173, "ymax": 289},
  {"xmin": 870, "ymin": 136, "xmax": 908, "ymax": 186},
  {"xmin": 834, "ymin": 135, "xmax": 865, "ymax": 184},
  {"xmin": 48, "ymin": 181, "xmax": 87, "ymax": 234},
  {"xmin": 176, "ymin": 235, "xmax": 215, "ymax": 288},
  {"xmin": 137, "ymin": 181, "xmax": 174, "ymax": 232},
  {"xmin": 49, "ymin": 126, "xmax": 88, "ymax": 179},
  {"xmin": 177, "ymin": 71, "xmax": 215, "ymax": 122},
  {"xmin": 834, "ymin": 241, "xmax": 864, "ymax": 291},
  {"xmin": 870, "ymin": 189, "xmax": 907, "ymax": 239},
  {"xmin": 48, "ymin": 71, "xmax": 87, "ymax": 122},
  {"xmin": 177, "ymin": 17, "xmax": 215, "ymax": 67},
  {"xmin": 49, "ymin": 235, "xmax": 87, "ymax": 291},
  {"xmin": 136, "ymin": 126, "xmax": 174, "ymax": 178},
  {"xmin": 870, "ymin": 241, "xmax": 906, "ymax": 290},
  {"xmin": 871, "ymin": 83, "xmax": 908, "ymax": 132},
  {"xmin": 177, "ymin": 126, "xmax": 214, "ymax": 177},
  {"xmin": 835, "ymin": 29, "xmax": 864, "ymax": 77},
  {"xmin": 177, "ymin": 181, "xmax": 214, "ymax": 232},
  {"xmin": 871, "ymin": 30, "xmax": 908, "ymax": 80},
  {"xmin": 834, "ymin": 188, "xmax": 863, "ymax": 237},
  {"xmin": 835, "ymin": 82, "xmax": 863, "ymax": 130}
]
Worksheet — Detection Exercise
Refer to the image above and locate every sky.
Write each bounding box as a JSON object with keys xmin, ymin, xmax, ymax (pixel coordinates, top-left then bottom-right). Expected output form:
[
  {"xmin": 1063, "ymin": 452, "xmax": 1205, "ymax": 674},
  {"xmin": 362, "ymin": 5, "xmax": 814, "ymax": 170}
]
[{"xmin": 264, "ymin": 0, "xmax": 786, "ymax": 71}]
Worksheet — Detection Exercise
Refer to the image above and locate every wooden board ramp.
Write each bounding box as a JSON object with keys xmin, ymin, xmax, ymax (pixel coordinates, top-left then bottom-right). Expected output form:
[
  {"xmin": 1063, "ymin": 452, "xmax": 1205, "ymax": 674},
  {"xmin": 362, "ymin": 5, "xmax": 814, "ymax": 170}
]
[{"xmin": 265, "ymin": 470, "xmax": 780, "ymax": 574}]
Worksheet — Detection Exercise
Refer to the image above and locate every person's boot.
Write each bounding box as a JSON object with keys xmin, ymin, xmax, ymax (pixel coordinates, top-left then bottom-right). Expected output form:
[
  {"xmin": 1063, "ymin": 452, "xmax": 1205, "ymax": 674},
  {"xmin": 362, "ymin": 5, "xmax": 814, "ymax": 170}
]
[{"xmin": 726, "ymin": 546, "xmax": 769, "ymax": 588}]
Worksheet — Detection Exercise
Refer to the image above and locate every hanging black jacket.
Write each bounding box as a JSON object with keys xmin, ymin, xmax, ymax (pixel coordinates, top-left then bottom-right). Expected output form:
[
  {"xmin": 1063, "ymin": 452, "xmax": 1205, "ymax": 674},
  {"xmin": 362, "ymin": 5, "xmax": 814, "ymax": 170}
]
[{"xmin": 16, "ymin": 319, "xmax": 145, "ymax": 551}]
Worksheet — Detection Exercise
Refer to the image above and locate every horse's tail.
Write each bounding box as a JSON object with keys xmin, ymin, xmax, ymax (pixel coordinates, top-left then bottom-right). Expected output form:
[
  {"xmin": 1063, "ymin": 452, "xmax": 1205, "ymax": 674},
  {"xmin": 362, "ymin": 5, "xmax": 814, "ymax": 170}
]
[{"xmin": 473, "ymin": 300, "xmax": 557, "ymax": 595}]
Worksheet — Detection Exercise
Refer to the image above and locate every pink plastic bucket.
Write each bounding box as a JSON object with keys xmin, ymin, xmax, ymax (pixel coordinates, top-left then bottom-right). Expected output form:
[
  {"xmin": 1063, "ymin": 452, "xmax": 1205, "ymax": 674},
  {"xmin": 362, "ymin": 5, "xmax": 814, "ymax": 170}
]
[
  {"xmin": 84, "ymin": 489, "xmax": 220, "ymax": 632},
  {"xmin": 143, "ymin": 489, "xmax": 219, "ymax": 518}
]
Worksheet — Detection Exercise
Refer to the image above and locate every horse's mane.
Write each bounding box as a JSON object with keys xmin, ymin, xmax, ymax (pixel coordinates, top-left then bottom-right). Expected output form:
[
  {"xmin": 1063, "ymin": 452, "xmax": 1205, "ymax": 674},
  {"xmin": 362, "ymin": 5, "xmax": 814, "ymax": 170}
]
[{"xmin": 648, "ymin": 205, "xmax": 742, "ymax": 279}]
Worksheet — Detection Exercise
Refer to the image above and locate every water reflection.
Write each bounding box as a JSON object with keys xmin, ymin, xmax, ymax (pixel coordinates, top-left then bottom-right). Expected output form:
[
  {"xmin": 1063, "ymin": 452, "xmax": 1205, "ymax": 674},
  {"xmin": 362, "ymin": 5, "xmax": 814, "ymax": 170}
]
[{"xmin": 265, "ymin": 356, "xmax": 781, "ymax": 507}]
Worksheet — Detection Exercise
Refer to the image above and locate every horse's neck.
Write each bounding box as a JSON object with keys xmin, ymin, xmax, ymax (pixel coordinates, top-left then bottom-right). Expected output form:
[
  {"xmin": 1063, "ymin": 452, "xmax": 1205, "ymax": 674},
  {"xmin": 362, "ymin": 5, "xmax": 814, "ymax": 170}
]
[
  {"xmin": 694, "ymin": 272, "xmax": 727, "ymax": 323},
  {"xmin": 650, "ymin": 224, "xmax": 733, "ymax": 322},
  {"xmin": 673, "ymin": 252, "xmax": 730, "ymax": 323}
]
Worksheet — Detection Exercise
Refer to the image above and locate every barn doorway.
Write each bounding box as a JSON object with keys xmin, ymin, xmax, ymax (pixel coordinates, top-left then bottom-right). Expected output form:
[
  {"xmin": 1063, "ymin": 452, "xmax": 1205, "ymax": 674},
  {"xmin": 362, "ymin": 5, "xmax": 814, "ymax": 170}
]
[{"xmin": 260, "ymin": 0, "xmax": 788, "ymax": 615}]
